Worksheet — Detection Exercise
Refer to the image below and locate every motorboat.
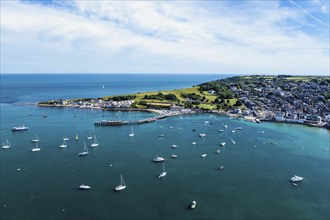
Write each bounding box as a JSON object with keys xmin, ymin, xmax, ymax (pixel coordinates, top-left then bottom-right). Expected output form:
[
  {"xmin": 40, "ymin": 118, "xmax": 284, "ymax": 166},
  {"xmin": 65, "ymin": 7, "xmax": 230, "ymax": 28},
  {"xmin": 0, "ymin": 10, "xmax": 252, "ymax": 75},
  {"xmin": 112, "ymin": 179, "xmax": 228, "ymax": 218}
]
[
  {"xmin": 219, "ymin": 166, "xmax": 224, "ymax": 170},
  {"xmin": 220, "ymin": 142, "xmax": 226, "ymax": 147},
  {"xmin": 115, "ymin": 174, "xmax": 126, "ymax": 191},
  {"xmin": 231, "ymin": 130, "xmax": 235, "ymax": 133},
  {"xmin": 171, "ymin": 154, "xmax": 177, "ymax": 158},
  {"xmin": 216, "ymin": 149, "xmax": 220, "ymax": 154},
  {"xmin": 192, "ymin": 142, "xmax": 196, "ymax": 145},
  {"xmin": 224, "ymin": 125, "xmax": 228, "ymax": 129},
  {"xmin": 201, "ymin": 154, "xmax": 207, "ymax": 158},
  {"xmin": 153, "ymin": 156, "xmax": 165, "ymax": 162},
  {"xmin": 291, "ymin": 175, "xmax": 303, "ymax": 182},
  {"xmin": 235, "ymin": 127, "xmax": 243, "ymax": 130},
  {"xmin": 218, "ymin": 130, "xmax": 224, "ymax": 132},
  {"xmin": 171, "ymin": 144, "xmax": 177, "ymax": 148},
  {"xmin": 190, "ymin": 201, "xmax": 196, "ymax": 209},
  {"xmin": 199, "ymin": 133, "xmax": 206, "ymax": 138},
  {"xmin": 79, "ymin": 184, "xmax": 91, "ymax": 190},
  {"xmin": 12, "ymin": 125, "xmax": 28, "ymax": 131}
]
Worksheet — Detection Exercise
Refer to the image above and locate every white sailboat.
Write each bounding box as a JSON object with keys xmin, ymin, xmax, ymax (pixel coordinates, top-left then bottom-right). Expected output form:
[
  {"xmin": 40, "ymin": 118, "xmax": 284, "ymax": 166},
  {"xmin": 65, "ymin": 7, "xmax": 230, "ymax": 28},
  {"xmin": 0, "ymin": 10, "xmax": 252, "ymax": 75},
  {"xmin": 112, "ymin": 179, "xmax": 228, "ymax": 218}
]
[
  {"xmin": 87, "ymin": 132, "xmax": 93, "ymax": 140},
  {"xmin": 2, "ymin": 139, "xmax": 11, "ymax": 149},
  {"xmin": 91, "ymin": 135, "xmax": 98, "ymax": 147},
  {"xmin": 63, "ymin": 135, "xmax": 69, "ymax": 141},
  {"xmin": 75, "ymin": 133, "xmax": 79, "ymax": 141},
  {"xmin": 128, "ymin": 126, "xmax": 135, "ymax": 137},
  {"xmin": 115, "ymin": 174, "xmax": 126, "ymax": 191},
  {"xmin": 31, "ymin": 142, "xmax": 41, "ymax": 152},
  {"xmin": 59, "ymin": 139, "xmax": 67, "ymax": 148},
  {"xmin": 78, "ymin": 142, "xmax": 88, "ymax": 156},
  {"xmin": 31, "ymin": 134, "xmax": 39, "ymax": 143},
  {"xmin": 158, "ymin": 163, "xmax": 167, "ymax": 178}
]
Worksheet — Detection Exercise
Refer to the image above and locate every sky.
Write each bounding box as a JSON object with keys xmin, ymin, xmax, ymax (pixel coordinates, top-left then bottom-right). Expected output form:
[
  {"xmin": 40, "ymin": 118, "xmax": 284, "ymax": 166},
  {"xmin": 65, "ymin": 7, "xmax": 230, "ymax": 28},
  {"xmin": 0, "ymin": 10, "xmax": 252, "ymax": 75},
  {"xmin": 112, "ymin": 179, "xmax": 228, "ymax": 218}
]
[{"xmin": 0, "ymin": 0, "xmax": 329, "ymax": 75}]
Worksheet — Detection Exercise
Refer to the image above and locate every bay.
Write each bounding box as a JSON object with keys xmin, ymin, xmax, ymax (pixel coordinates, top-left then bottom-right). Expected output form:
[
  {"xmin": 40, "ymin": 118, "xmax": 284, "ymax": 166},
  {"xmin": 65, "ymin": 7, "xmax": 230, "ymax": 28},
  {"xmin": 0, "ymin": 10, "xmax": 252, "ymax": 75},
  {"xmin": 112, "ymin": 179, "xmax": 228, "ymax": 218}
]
[{"xmin": 0, "ymin": 74, "xmax": 329, "ymax": 220}]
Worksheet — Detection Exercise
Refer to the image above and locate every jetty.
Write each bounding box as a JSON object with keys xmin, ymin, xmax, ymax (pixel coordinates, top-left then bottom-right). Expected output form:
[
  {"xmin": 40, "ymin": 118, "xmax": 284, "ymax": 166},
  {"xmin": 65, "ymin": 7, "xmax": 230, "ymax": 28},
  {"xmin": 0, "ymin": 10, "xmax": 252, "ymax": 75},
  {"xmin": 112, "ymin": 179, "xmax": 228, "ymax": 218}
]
[{"xmin": 95, "ymin": 114, "xmax": 168, "ymax": 126}]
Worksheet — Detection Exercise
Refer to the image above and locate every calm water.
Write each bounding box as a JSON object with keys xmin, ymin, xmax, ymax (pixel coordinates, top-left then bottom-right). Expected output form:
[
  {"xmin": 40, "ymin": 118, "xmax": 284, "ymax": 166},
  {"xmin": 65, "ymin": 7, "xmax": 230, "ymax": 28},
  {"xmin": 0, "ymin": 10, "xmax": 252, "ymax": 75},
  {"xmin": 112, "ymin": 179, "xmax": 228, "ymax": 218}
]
[{"xmin": 0, "ymin": 74, "xmax": 329, "ymax": 220}]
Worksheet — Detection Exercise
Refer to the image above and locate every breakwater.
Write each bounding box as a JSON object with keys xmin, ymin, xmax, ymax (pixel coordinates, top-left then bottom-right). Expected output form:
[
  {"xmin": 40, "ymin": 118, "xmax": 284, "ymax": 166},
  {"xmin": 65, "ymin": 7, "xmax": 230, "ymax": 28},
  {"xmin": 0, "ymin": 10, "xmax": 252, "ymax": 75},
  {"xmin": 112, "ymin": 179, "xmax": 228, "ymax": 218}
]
[{"xmin": 95, "ymin": 114, "xmax": 168, "ymax": 126}]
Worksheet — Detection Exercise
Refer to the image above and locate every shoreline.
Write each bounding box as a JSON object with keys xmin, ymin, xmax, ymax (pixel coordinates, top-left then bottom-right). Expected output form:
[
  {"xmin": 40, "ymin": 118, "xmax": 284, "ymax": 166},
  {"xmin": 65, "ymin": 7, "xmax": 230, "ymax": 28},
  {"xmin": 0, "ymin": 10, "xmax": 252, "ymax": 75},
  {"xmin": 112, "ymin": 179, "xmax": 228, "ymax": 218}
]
[{"xmin": 37, "ymin": 103, "xmax": 329, "ymax": 129}]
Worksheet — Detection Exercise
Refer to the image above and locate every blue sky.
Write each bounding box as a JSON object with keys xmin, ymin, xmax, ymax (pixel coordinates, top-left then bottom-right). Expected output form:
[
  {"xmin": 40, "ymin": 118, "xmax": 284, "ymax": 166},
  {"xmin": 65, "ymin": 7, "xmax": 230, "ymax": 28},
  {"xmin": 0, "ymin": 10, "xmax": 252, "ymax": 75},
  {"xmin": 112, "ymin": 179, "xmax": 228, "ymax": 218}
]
[{"xmin": 1, "ymin": 0, "xmax": 329, "ymax": 74}]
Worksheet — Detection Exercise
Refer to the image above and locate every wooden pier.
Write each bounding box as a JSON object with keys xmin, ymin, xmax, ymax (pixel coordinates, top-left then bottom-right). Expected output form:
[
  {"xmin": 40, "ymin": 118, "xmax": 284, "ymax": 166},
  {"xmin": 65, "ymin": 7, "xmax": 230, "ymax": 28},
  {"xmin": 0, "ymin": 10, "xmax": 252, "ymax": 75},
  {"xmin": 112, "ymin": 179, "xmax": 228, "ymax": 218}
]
[{"xmin": 95, "ymin": 114, "xmax": 168, "ymax": 126}]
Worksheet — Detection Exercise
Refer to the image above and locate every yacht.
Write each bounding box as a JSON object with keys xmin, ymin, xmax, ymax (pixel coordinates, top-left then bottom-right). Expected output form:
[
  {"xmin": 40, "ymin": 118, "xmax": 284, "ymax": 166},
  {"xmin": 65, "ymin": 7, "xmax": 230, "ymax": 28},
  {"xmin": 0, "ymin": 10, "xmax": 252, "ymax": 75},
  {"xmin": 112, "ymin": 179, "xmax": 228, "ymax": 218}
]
[
  {"xmin": 153, "ymin": 156, "xmax": 165, "ymax": 162},
  {"xmin": 291, "ymin": 175, "xmax": 303, "ymax": 182},
  {"xmin": 12, "ymin": 125, "xmax": 28, "ymax": 131},
  {"xmin": 2, "ymin": 140, "xmax": 11, "ymax": 149},
  {"xmin": 115, "ymin": 174, "xmax": 126, "ymax": 191},
  {"xmin": 78, "ymin": 142, "xmax": 88, "ymax": 156},
  {"xmin": 158, "ymin": 163, "xmax": 167, "ymax": 178},
  {"xmin": 201, "ymin": 154, "xmax": 207, "ymax": 158},
  {"xmin": 128, "ymin": 126, "xmax": 135, "ymax": 137},
  {"xmin": 59, "ymin": 140, "xmax": 67, "ymax": 148},
  {"xmin": 31, "ymin": 134, "xmax": 40, "ymax": 143},
  {"xmin": 190, "ymin": 201, "xmax": 197, "ymax": 209},
  {"xmin": 91, "ymin": 135, "xmax": 98, "ymax": 147},
  {"xmin": 79, "ymin": 184, "xmax": 91, "ymax": 190},
  {"xmin": 31, "ymin": 142, "xmax": 41, "ymax": 152}
]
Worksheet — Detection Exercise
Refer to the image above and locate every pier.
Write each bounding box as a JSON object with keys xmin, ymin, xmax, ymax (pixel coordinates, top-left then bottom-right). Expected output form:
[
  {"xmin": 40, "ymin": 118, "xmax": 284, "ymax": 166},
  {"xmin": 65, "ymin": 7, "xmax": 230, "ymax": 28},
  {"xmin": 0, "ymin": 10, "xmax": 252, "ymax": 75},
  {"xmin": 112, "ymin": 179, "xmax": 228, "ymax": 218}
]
[{"xmin": 95, "ymin": 114, "xmax": 168, "ymax": 126}]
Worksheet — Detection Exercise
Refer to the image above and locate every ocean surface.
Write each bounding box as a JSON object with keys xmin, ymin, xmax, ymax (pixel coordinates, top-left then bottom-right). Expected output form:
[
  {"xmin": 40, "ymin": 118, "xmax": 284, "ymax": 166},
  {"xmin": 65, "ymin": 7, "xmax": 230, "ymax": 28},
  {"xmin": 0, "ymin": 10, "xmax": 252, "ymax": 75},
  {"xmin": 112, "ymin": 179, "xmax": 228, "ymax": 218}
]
[{"xmin": 0, "ymin": 74, "xmax": 329, "ymax": 220}]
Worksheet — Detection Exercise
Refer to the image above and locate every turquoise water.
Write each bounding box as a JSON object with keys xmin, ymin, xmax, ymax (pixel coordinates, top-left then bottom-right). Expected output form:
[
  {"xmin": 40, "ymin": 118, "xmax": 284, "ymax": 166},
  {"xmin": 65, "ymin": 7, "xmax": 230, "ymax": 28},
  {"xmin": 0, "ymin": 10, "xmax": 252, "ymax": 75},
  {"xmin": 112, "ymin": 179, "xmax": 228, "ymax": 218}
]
[{"xmin": 1, "ymin": 74, "xmax": 329, "ymax": 220}]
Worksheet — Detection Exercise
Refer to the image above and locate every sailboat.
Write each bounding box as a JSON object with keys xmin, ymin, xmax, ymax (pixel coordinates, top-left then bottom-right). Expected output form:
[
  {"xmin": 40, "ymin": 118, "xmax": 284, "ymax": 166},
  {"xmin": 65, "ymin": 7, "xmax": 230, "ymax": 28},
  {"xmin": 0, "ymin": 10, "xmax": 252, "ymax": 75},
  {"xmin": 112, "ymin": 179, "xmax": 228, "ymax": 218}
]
[
  {"xmin": 31, "ymin": 134, "xmax": 40, "ymax": 143},
  {"xmin": 128, "ymin": 126, "xmax": 135, "ymax": 137},
  {"xmin": 75, "ymin": 133, "xmax": 79, "ymax": 141},
  {"xmin": 115, "ymin": 174, "xmax": 126, "ymax": 191},
  {"xmin": 31, "ymin": 142, "xmax": 41, "ymax": 152},
  {"xmin": 158, "ymin": 163, "xmax": 167, "ymax": 178},
  {"xmin": 59, "ymin": 139, "xmax": 67, "ymax": 148},
  {"xmin": 91, "ymin": 135, "xmax": 98, "ymax": 147},
  {"xmin": 63, "ymin": 135, "xmax": 69, "ymax": 141},
  {"xmin": 87, "ymin": 132, "xmax": 93, "ymax": 140},
  {"xmin": 2, "ymin": 139, "xmax": 11, "ymax": 149},
  {"xmin": 78, "ymin": 142, "xmax": 88, "ymax": 156}
]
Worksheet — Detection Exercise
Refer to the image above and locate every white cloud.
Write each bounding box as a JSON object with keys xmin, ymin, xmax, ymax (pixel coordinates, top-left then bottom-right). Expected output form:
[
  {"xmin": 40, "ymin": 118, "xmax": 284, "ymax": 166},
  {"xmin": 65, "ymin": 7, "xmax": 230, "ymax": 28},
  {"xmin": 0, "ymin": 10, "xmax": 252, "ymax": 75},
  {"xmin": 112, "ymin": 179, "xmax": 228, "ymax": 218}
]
[{"xmin": 0, "ymin": 0, "xmax": 329, "ymax": 74}]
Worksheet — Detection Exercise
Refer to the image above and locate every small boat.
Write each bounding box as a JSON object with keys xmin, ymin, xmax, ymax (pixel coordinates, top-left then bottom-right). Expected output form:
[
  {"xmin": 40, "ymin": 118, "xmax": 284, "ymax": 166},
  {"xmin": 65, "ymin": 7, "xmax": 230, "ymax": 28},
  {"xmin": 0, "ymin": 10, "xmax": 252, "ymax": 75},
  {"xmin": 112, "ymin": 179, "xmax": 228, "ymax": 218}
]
[
  {"xmin": 192, "ymin": 142, "xmax": 196, "ymax": 145},
  {"xmin": 63, "ymin": 136, "xmax": 69, "ymax": 141},
  {"xmin": 192, "ymin": 129, "xmax": 196, "ymax": 132},
  {"xmin": 59, "ymin": 140, "xmax": 67, "ymax": 148},
  {"xmin": 219, "ymin": 166, "xmax": 224, "ymax": 170},
  {"xmin": 224, "ymin": 125, "xmax": 228, "ymax": 129},
  {"xmin": 42, "ymin": 113, "xmax": 47, "ymax": 118},
  {"xmin": 153, "ymin": 156, "xmax": 165, "ymax": 162},
  {"xmin": 199, "ymin": 133, "xmax": 206, "ymax": 138},
  {"xmin": 171, "ymin": 144, "xmax": 177, "ymax": 148},
  {"xmin": 2, "ymin": 139, "xmax": 11, "ymax": 149},
  {"xmin": 91, "ymin": 135, "xmax": 98, "ymax": 147},
  {"xmin": 201, "ymin": 154, "xmax": 207, "ymax": 158},
  {"xmin": 158, "ymin": 163, "xmax": 167, "ymax": 178},
  {"xmin": 115, "ymin": 174, "xmax": 126, "ymax": 191},
  {"xmin": 204, "ymin": 121, "xmax": 210, "ymax": 124},
  {"xmin": 31, "ymin": 142, "xmax": 41, "ymax": 152},
  {"xmin": 291, "ymin": 175, "xmax": 303, "ymax": 182},
  {"xmin": 218, "ymin": 129, "xmax": 224, "ymax": 132},
  {"xmin": 190, "ymin": 201, "xmax": 196, "ymax": 209},
  {"xmin": 292, "ymin": 182, "xmax": 298, "ymax": 186},
  {"xmin": 12, "ymin": 125, "xmax": 28, "ymax": 131},
  {"xmin": 159, "ymin": 134, "xmax": 165, "ymax": 138},
  {"xmin": 231, "ymin": 140, "xmax": 236, "ymax": 144},
  {"xmin": 31, "ymin": 134, "xmax": 39, "ymax": 143},
  {"xmin": 128, "ymin": 126, "xmax": 135, "ymax": 137},
  {"xmin": 171, "ymin": 154, "xmax": 177, "ymax": 158},
  {"xmin": 216, "ymin": 149, "xmax": 220, "ymax": 154},
  {"xmin": 87, "ymin": 132, "xmax": 93, "ymax": 140},
  {"xmin": 78, "ymin": 142, "xmax": 88, "ymax": 156},
  {"xmin": 75, "ymin": 133, "xmax": 79, "ymax": 140},
  {"xmin": 79, "ymin": 184, "xmax": 91, "ymax": 190},
  {"xmin": 220, "ymin": 142, "xmax": 226, "ymax": 147},
  {"xmin": 255, "ymin": 119, "xmax": 260, "ymax": 123},
  {"xmin": 235, "ymin": 127, "xmax": 243, "ymax": 130},
  {"xmin": 231, "ymin": 130, "xmax": 235, "ymax": 133}
]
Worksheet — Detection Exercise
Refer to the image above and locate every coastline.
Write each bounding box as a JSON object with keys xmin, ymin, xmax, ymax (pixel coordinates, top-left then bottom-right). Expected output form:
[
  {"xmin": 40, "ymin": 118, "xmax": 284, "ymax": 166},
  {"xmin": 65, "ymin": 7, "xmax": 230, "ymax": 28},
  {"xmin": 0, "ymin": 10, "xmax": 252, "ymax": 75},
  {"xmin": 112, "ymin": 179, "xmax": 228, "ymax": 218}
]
[{"xmin": 37, "ymin": 102, "xmax": 329, "ymax": 129}]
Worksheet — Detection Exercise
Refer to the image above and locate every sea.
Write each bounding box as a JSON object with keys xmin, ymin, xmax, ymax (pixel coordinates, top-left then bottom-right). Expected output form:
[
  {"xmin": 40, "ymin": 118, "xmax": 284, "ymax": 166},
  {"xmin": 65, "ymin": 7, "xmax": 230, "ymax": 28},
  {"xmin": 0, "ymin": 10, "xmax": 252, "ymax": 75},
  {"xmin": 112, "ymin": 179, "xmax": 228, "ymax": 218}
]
[{"xmin": 0, "ymin": 74, "xmax": 329, "ymax": 220}]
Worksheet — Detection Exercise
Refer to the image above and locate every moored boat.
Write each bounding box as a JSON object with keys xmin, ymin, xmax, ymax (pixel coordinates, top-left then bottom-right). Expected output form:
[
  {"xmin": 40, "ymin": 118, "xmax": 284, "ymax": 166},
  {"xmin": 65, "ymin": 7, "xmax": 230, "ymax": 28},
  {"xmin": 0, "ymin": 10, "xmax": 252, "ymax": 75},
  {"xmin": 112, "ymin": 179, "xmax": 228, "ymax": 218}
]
[
  {"xmin": 12, "ymin": 125, "xmax": 28, "ymax": 131},
  {"xmin": 291, "ymin": 175, "xmax": 303, "ymax": 182},
  {"xmin": 154, "ymin": 156, "xmax": 165, "ymax": 162}
]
